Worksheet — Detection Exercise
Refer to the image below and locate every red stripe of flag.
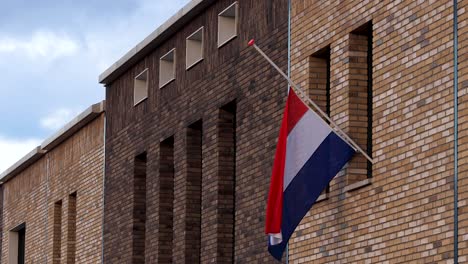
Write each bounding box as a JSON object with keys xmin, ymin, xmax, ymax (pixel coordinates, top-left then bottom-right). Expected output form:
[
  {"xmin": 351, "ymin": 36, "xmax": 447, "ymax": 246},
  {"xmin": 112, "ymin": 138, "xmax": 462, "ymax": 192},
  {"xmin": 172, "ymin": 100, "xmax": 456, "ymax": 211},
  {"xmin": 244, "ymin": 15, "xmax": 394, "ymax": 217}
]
[
  {"xmin": 265, "ymin": 89, "xmax": 306, "ymax": 234},
  {"xmin": 286, "ymin": 90, "xmax": 308, "ymax": 135}
]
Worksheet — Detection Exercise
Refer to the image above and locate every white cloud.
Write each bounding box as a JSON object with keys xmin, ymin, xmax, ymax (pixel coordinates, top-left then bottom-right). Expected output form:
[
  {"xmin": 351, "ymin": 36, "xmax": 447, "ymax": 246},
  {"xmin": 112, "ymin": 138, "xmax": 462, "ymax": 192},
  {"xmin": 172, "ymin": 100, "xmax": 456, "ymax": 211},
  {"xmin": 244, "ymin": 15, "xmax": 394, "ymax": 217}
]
[
  {"xmin": 40, "ymin": 108, "xmax": 81, "ymax": 131},
  {"xmin": 0, "ymin": 31, "xmax": 79, "ymax": 60},
  {"xmin": 0, "ymin": 0, "xmax": 190, "ymax": 150},
  {"xmin": 0, "ymin": 136, "xmax": 41, "ymax": 174}
]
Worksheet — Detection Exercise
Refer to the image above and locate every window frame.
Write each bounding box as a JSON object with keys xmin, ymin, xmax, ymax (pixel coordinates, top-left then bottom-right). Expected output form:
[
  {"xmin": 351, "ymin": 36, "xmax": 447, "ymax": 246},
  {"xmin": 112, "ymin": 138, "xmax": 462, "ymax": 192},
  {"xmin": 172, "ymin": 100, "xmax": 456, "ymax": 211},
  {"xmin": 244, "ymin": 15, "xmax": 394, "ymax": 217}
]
[
  {"xmin": 9, "ymin": 223, "xmax": 26, "ymax": 264},
  {"xmin": 134, "ymin": 68, "xmax": 149, "ymax": 106},
  {"xmin": 186, "ymin": 27, "xmax": 204, "ymax": 70},
  {"xmin": 217, "ymin": 2, "xmax": 239, "ymax": 48},
  {"xmin": 159, "ymin": 48, "xmax": 176, "ymax": 88}
]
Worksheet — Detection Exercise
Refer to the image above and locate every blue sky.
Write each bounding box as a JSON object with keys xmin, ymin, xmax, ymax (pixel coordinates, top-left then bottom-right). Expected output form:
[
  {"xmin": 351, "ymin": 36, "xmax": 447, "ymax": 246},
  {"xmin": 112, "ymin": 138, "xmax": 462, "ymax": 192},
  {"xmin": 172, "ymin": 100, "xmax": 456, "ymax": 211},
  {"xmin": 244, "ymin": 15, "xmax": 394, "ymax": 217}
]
[{"xmin": 0, "ymin": 0, "xmax": 190, "ymax": 172}]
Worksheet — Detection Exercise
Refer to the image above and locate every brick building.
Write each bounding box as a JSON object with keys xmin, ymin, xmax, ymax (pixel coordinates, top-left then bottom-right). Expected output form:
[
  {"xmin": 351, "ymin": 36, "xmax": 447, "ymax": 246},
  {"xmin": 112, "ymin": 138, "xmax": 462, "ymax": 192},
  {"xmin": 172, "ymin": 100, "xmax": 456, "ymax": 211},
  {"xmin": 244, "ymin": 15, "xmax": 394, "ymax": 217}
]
[
  {"xmin": 288, "ymin": 0, "xmax": 466, "ymax": 263},
  {"xmin": 98, "ymin": 0, "xmax": 288, "ymax": 262},
  {"xmin": 2, "ymin": 0, "xmax": 464, "ymax": 263},
  {"xmin": 0, "ymin": 102, "xmax": 105, "ymax": 263}
]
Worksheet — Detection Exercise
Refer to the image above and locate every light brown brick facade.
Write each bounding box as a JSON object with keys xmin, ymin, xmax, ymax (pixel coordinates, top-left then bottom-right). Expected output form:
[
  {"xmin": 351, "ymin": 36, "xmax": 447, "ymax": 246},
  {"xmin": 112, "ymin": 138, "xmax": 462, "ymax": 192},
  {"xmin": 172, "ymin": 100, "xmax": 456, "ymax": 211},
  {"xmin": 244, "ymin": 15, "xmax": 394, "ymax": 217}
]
[
  {"xmin": 0, "ymin": 105, "xmax": 104, "ymax": 263},
  {"xmin": 290, "ymin": 0, "xmax": 464, "ymax": 263}
]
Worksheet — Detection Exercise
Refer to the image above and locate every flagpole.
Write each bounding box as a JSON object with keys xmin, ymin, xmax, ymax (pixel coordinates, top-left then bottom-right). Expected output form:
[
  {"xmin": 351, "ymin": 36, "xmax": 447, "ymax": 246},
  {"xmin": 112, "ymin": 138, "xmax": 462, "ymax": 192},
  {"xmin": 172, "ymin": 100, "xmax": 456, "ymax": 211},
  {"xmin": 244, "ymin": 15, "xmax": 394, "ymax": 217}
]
[
  {"xmin": 248, "ymin": 39, "xmax": 374, "ymax": 164},
  {"xmin": 285, "ymin": 1, "xmax": 291, "ymax": 262}
]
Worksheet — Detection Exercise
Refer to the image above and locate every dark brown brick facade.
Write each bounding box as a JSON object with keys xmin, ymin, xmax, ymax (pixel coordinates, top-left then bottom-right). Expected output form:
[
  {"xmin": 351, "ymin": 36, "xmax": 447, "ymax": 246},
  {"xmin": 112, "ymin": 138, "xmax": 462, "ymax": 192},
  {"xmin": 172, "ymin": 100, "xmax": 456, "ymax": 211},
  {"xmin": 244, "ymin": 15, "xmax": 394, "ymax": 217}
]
[{"xmin": 102, "ymin": 0, "xmax": 288, "ymax": 262}]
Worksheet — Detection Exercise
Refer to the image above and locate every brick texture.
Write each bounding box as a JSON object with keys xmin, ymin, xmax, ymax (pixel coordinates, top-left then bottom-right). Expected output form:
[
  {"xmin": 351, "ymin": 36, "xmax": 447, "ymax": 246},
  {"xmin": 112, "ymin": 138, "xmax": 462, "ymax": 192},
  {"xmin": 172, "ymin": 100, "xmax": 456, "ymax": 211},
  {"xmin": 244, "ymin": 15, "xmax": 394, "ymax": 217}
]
[
  {"xmin": 1, "ymin": 114, "xmax": 104, "ymax": 263},
  {"xmin": 290, "ymin": 0, "xmax": 462, "ymax": 263},
  {"xmin": 102, "ymin": 0, "xmax": 288, "ymax": 262}
]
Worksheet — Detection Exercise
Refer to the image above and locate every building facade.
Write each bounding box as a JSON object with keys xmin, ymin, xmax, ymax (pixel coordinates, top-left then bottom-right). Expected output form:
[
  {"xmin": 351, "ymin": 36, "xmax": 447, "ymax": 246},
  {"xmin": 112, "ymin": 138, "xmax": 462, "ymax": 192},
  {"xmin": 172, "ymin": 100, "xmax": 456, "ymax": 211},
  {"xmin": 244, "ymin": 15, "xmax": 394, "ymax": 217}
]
[
  {"xmin": 289, "ymin": 0, "xmax": 466, "ymax": 263},
  {"xmin": 0, "ymin": 102, "xmax": 105, "ymax": 264},
  {"xmin": 99, "ymin": 0, "xmax": 288, "ymax": 262},
  {"xmin": 2, "ymin": 1, "xmax": 467, "ymax": 263}
]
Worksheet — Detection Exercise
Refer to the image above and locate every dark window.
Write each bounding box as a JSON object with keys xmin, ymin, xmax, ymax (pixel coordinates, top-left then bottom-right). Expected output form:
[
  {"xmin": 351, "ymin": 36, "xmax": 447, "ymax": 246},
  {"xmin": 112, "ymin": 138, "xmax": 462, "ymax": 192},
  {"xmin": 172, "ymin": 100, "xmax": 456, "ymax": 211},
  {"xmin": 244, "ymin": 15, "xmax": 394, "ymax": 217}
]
[
  {"xmin": 52, "ymin": 201, "xmax": 62, "ymax": 264},
  {"xmin": 309, "ymin": 46, "xmax": 331, "ymax": 195},
  {"xmin": 67, "ymin": 192, "xmax": 77, "ymax": 263},
  {"xmin": 17, "ymin": 226, "xmax": 25, "ymax": 264},
  {"xmin": 133, "ymin": 152, "xmax": 147, "ymax": 263},
  {"xmin": 347, "ymin": 21, "xmax": 373, "ymax": 184},
  {"xmin": 309, "ymin": 46, "xmax": 331, "ymax": 118}
]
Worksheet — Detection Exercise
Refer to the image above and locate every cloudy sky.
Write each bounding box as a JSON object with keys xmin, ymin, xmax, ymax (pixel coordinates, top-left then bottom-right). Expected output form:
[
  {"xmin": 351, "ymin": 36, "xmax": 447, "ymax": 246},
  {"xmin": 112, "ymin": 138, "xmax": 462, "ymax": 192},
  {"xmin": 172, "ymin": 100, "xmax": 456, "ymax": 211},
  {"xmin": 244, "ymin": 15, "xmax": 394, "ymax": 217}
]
[{"xmin": 0, "ymin": 0, "xmax": 190, "ymax": 172}]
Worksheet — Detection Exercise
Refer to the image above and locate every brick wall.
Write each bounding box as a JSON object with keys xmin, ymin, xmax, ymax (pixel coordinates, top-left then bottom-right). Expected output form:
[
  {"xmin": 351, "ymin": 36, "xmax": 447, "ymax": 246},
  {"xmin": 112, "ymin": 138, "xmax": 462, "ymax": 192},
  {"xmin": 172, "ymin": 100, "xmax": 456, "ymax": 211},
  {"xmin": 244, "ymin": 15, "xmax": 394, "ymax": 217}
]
[
  {"xmin": 102, "ymin": 0, "xmax": 288, "ymax": 262},
  {"xmin": 290, "ymin": 0, "xmax": 463, "ymax": 263},
  {"xmin": 458, "ymin": 0, "xmax": 468, "ymax": 260},
  {"xmin": 1, "ymin": 114, "xmax": 104, "ymax": 263}
]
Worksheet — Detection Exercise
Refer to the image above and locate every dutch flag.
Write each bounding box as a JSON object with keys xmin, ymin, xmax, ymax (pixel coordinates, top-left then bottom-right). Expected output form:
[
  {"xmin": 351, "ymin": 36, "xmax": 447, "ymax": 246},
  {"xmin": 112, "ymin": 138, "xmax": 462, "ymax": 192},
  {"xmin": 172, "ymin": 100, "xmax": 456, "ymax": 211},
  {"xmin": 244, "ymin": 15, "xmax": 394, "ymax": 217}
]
[{"xmin": 266, "ymin": 89, "xmax": 355, "ymax": 261}]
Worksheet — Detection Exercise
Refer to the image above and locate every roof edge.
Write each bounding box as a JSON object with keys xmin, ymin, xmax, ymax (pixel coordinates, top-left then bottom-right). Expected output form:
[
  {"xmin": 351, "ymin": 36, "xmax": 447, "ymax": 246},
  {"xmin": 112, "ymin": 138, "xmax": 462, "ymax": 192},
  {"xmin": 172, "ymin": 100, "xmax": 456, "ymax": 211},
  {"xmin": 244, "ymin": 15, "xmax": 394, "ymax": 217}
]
[
  {"xmin": 99, "ymin": 0, "xmax": 216, "ymax": 85},
  {"xmin": 41, "ymin": 101, "xmax": 105, "ymax": 151},
  {"xmin": 0, "ymin": 100, "xmax": 105, "ymax": 184},
  {"xmin": 0, "ymin": 146, "xmax": 45, "ymax": 184}
]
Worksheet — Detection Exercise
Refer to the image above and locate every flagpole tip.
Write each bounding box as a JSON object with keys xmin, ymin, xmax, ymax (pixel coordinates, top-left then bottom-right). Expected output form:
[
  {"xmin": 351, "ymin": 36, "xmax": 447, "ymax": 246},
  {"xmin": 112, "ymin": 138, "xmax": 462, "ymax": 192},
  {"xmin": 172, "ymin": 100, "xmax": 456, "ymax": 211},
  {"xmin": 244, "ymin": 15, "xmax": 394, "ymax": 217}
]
[{"xmin": 248, "ymin": 39, "xmax": 255, "ymax": 46}]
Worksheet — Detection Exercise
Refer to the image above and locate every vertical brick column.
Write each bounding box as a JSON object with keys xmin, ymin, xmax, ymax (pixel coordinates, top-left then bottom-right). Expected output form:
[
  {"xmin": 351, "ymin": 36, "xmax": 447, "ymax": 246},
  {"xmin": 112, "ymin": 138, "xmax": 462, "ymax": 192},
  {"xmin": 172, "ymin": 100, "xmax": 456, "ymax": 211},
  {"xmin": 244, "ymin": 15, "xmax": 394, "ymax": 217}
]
[
  {"xmin": 187, "ymin": 121, "xmax": 203, "ymax": 262},
  {"xmin": 158, "ymin": 138, "xmax": 174, "ymax": 263},
  {"xmin": 201, "ymin": 110, "xmax": 219, "ymax": 263},
  {"xmin": 217, "ymin": 103, "xmax": 236, "ymax": 263},
  {"xmin": 172, "ymin": 129, "xmax": 186, "ymax": 263},
  {"xmin": 201, "ymin": 103, "xmax": 236, "ymax": 264},
  {"xmin": 66, "ymin": 193, "xmax": 76, "ymax": 264},
  {"xmin": 173, "ymin": 121, "xmax": 203, "ymax": 263}
]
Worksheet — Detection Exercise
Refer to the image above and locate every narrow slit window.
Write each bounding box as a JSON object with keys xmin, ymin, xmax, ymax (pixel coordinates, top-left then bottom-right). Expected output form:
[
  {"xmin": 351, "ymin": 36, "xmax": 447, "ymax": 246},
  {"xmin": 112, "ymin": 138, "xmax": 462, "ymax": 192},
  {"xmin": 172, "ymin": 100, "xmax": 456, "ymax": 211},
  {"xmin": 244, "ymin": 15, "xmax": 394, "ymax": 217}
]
[
  {"xmin": 186, "ymin": 27, "xmax": 204, "ymax": 69},
  {"xmin": 159, "ymin": 49, "xmax": 176, "ymax": 88},
  {"xmin": 309, "ymin": 46, "xmax": 330, "ymax": 118},
  {"xmin": 52, "ymin": 200, "xmax": 62, "ymax": 264},
  {"xmin": 9, "ymin": 223, "xmax": 26, "ymax": 264},
  {"xmin": 67, "ymin": 193, "xmax": 77, "ymax": 264},
  {"xmin": 218, "ymin": 2, "xmax": 238, "ymax": 47},
  {"xmin": 133, "ymin": 152, "xmax": 147, "ymax": 263},
  {"xmin": 134, "ymin": 69, "xmax": 148, "ymax": 106},
  {"xmin": 346, "ymin": 21, "xmax": 373, "ymax": 185},
  {"xmin": 309, "ymin": 46, "xmax": 331, "ymax": 198}
]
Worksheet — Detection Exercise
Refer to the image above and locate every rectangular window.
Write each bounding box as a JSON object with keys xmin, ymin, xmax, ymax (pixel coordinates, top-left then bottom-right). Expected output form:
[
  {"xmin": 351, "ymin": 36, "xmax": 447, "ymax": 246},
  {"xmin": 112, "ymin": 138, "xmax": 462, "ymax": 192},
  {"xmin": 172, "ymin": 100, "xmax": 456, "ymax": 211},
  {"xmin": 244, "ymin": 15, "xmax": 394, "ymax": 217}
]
[
  {"xmin": 346, "ymin": 22, "xmax": 373, "ymax": 185},
  {"xmin": 309, "ymin": 46, "xmax": 331, "ymax": 199},
  {"xmin": 133, "ymin": 152, "xmax": 147, "ymax": 263},
  {"xmin": 67, "ymin": 193, "xmax": 77, "ymax": 264},
  {"xmin": 53, "ymin": 200, "xmax": 62, "ymax": 264},
  {"xmin": 309, "ymin": 46, "xmax": 330, "ymax": 117},
  {"xmin": 186, "ymin": 27, "xmax": 204, "ymax": 70},
  {"xmin": 159, "ymin": 138, "xmax": 174, "ymax": 263},
  {"xmin": 186, "ymin": 120, "xmax": 202, "ymax": 262},
  {"xmin": 9, "ymin": 223, "xmax": 26, "ymax": 264},
  {"xmin": 218, "ymin": 2, "xmax": 238, "ymax": 47},
  {"xmin": 134, "ymin": 69, "xmax": 148, "ymax": 106},
  {"xmin": 159, "ymin": 49, "xmax": 176, "ymax": 88},
  {"xmin": 18, "ymin": 227, "xmax": 25, "ymax": 264},
  {"xmin": 218, "ymin": 101, "xmax": 236, "ymax": 262}
]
